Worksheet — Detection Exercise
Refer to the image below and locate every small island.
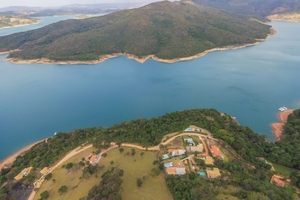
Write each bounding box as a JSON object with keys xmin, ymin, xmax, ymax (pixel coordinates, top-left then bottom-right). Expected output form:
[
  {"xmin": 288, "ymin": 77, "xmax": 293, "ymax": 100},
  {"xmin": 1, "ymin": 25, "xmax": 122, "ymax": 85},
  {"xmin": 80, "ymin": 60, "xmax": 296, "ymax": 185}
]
[{"xmin": 0, "ymin": 15, "xmax": 40, "ymax": 29}]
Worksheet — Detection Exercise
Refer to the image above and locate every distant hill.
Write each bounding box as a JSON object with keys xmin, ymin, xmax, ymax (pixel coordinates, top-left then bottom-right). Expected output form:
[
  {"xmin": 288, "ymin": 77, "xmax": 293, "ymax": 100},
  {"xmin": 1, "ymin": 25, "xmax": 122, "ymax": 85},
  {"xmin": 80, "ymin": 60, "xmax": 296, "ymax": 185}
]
[
  {"xmin": 193, "ymin": 0, "xmax": 300, "ymax": 17},
  {"xmin": 0, "ymin": 1, "xmax": 271, "ymax": 63}
]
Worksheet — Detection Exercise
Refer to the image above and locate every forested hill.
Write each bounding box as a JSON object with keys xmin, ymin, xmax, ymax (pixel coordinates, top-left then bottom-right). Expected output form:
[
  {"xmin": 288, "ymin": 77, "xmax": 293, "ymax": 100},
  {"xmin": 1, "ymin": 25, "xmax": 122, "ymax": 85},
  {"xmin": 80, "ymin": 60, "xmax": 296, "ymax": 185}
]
[{"xmin": 0, "ymin": 1, "xmax": 271, "ymax": 62}]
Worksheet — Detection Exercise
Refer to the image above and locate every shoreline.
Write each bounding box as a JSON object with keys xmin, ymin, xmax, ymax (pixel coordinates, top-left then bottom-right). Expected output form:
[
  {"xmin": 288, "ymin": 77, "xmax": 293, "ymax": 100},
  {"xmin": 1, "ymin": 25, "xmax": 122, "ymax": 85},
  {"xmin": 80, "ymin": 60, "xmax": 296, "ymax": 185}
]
[
  {"xmin": 271, "ymin": 109, "xmax": 294, "ymax": 142},
  {"xmin": 2, "ymin": 27, "xmax": 276, "ymax": 65},
  {"xmin": 0, "ymin": 20, "xmax": 41, "ymax": 30},
  {"xmin": 0, "ymin": 139, "xmax": 45, "ymax": 170},
  {"xmin": 267, "ymin": 14, "xmax": 300, "ymax": 23}
]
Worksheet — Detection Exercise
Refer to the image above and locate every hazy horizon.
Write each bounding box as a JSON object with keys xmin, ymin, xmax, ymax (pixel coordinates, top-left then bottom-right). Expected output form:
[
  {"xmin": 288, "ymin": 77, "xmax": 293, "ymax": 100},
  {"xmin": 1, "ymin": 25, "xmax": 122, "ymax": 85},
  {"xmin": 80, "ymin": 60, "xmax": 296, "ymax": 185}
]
[{"xmin": 0, "ymin": 0, "xmax": 165, "ymax": 8}]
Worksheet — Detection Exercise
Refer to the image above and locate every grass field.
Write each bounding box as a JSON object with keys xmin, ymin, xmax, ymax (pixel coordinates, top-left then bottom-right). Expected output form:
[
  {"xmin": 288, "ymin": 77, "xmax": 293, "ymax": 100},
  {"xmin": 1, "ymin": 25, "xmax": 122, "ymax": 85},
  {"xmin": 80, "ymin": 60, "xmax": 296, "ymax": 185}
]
[
  {"xmin": 34, "ymin": 146, "xmax": 173, "ymax": 200},
  {"xmin": 272, "ymin": 162, "xmax": 296, "ymax": 177},
  {"xmin": 34, "ymin": 146, "xmax": 100, "ymax": 200},
  {"xmin": 216, "ymin": 185, "xmax": 240, "ymax": 200},
  {"xmin": 100, "ymin": 147, "xmax": 173, "ymax": 200}
]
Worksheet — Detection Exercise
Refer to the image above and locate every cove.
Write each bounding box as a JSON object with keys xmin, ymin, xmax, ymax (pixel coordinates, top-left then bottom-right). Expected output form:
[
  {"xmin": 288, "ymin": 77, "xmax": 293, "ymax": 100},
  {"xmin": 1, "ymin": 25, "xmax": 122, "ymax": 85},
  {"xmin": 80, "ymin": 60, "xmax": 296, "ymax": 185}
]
[{"xmin": 0, "ymin": 19, "xmax": 299, "ymax": 160}]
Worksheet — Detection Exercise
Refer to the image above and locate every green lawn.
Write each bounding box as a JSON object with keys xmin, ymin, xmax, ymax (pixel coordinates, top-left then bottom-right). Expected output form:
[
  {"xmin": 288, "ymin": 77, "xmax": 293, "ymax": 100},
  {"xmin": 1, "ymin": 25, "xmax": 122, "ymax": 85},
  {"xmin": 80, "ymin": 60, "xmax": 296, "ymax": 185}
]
[
  {"xmin": 34, "ymin": 146, "xmax": 100, "ymax": 200},
  {"xmin": 34, "ymin": 147, "xmax": 173, "ymax": 200},
  {"xmin": 272, "ymin": 162, "xmax": 297, "ymax": 177},
  {"xmin": 101, "ymin": 147, "xmax": 173, "ymax": 200}
]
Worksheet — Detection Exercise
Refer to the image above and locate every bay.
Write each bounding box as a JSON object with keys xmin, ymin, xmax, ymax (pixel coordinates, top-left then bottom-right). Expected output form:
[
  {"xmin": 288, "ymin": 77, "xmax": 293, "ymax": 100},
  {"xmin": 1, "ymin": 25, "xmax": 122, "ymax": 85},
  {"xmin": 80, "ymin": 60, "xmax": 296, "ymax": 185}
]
[{"xmin": 0, "ymin": 19, "xmax": 299, "ymax": 160}]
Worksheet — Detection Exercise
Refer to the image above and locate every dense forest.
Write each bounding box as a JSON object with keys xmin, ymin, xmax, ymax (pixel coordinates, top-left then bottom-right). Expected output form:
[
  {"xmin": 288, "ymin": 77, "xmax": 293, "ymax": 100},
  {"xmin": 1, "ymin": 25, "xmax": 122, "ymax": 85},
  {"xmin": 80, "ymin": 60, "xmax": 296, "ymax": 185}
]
[
  {"xmin": 0, "ymin": 1, "xmax": 271, "ymax": 62},
  {"xmin": 1, "ymin": 108, "xmax": 300, "ymax": 199}
]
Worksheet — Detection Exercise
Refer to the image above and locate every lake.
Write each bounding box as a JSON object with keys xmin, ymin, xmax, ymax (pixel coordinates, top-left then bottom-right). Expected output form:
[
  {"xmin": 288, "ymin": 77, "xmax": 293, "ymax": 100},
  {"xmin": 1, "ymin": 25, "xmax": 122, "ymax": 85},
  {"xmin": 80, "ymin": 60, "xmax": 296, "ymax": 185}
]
[{"xmin": 0, "ymin": 17, "xmax": 299, "ymax": 160}]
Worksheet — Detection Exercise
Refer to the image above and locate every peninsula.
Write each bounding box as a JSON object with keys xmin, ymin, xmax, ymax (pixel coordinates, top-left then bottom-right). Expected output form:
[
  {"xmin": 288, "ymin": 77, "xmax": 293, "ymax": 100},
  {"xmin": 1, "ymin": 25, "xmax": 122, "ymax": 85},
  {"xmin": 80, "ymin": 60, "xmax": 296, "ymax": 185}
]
[
  {"xmin": 1, "ymin": 108, "xmax": 300, "ymax": 200},
  {"xmin": 0, "ymin": 1, "xmax": 272, "ymax": 64},
  {"xmin": 0, "ymin": 15, "xmax": 40, "ymax": 29}
]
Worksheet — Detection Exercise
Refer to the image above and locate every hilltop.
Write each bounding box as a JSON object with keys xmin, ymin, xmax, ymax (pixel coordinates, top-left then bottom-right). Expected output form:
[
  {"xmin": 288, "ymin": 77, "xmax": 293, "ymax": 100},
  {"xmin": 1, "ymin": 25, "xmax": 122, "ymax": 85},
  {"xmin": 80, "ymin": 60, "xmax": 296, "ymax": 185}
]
[{"xmin": 0, "ymin": 1, "xmax": 271, "ymax": 64}]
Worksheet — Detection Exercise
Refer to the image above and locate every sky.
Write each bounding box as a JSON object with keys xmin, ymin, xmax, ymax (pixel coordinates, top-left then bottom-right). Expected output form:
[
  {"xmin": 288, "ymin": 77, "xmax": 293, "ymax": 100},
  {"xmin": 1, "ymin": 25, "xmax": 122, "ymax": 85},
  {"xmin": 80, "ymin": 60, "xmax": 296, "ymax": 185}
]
[{"xmin": 0, "ymin": 0, "xmax": 164, "ymax": 8}]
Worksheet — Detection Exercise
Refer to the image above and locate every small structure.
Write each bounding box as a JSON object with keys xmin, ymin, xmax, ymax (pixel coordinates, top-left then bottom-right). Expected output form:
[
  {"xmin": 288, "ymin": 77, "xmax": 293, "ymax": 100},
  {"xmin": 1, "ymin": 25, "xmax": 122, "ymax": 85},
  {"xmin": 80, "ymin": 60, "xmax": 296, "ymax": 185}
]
[
  {"xmin": 166, "ymin": 167, "xmax": 186, "ymax": 175},
  {"xmin": 14, "ymin": 167, "xmax": 33, "ymax": 181},
  {"xmin": 40, "ymin": 167, "xmax": 49, "ymax": 175},
  {"xmin": 206, "ymin": 168, "xmax": 221, "ymax": 179},
  {"xmin": 89, "ymin": 154, "xmax": 99, "ymax": 164},
  {"xmin": 191, "ymin": 144, "xmax": 204, "ymax": 153},
  {"xmin": 210, "ymin": 145, "xmax": 221, "ymax": 157},
  {"xmin": 185, "ymin": 128, "xmax": 193, "ymax": 132},
  {"xmin": 183, "ymin": 138, "xmax": 194, "ymax": 143},
  {"xmin": 205, "ymin": 156, "xmax": 214, "ymax": 165},
  {"xmin": 162, "ymin": 154, "xmax": 169, "ymax": 160},
  {"xmin": 168, "ymin": 149, "xmax": 186, "ymax": 157},
  {"xmin": 270, "ymin": 175, "xmax": 285, "ymax": 187}
]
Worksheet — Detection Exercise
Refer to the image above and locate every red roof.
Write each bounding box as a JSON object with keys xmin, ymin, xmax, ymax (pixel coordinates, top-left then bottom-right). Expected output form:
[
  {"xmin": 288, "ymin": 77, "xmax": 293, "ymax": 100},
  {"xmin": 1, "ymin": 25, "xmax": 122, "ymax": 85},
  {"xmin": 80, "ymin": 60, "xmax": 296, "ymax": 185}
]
[
  {"xmin": 271, "ymin": 176, "xmax": 285, "ymax": 187},
  {"xmin": 210, "ymin": 145, "xmax": 221, "ymax": 157},
  {"xmin": 90, "ymin": 154, "xmax": 98, "ymax": 162}
]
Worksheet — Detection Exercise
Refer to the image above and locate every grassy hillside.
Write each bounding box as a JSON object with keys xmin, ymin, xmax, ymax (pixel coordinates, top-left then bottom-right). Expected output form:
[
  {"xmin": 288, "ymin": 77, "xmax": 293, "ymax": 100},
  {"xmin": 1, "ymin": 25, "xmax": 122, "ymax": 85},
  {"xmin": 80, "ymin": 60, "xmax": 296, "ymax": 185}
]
[{"xmin": 0, "ymin": 1, "xmax": 271, "ymax": 62}]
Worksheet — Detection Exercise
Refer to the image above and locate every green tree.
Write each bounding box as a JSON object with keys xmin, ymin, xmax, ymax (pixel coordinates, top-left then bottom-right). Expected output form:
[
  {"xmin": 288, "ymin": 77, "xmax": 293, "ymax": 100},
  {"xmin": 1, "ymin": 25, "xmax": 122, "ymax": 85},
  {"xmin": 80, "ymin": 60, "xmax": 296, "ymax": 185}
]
[
  {"xmin": 58, "ymin": 185, "xmax": 68, "ymax": 195},
  {"xmin": 131, "ymin": 148, "xmax": 136, "ymax": 156},
  {"xmin": 44, "ymin": 173, "xmax": 52, "ymax": 180},
  {"xmin": 65, "ymin": 163, "xmax": 73, "ymax": 169},
  {"xmin": 110, "ymin": 160, "xmax": 114, "ymax": 166},
  {"xmin": 140, "ymin": 152, "xmax": 145, "ymax": 158},
  {"xmin": 119, "ymin": 148, "xmax": 124, "ymax": 153},
  {"xmin": 102, "ymin": 153, "xmax": 107, "ymax": 158},
  {"xmin": 40, "ymin": 190, "xmax": 49, "ymax": 200},
  {"xmin": 137, "ymin": 178, "xmax": 143, "ymax": 187}
]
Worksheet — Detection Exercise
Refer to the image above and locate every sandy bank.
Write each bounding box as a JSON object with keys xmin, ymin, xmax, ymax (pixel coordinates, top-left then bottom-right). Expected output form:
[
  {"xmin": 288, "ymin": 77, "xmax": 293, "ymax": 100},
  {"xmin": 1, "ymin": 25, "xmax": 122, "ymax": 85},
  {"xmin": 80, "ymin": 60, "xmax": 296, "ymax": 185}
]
[
  {"xmin": 267, "ymin": 13, "xmax": 300, "ymax": 22},
  {"xmin": 271, "ymin": 109, "xmax": 294, "ymax": 142},
  {"xmin": 2, "ymin": 27, "xmax": 276, "ymax": 65},
  {"xmin": 0, "ymin": 20, "xmax": 41, "ymax": 29},
  {"xmin": 0, "ymin": 139, "xmax": 44, "ymax": 170}
]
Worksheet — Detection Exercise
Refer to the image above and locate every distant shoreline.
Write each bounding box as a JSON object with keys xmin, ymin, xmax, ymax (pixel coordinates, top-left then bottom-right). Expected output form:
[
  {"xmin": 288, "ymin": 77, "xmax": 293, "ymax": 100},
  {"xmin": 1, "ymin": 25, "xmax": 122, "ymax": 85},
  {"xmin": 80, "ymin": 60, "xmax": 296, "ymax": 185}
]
[
  {"xmin": 267, "ymin": 13, "xmax": 300, "ymax": 22},
  {"xmin": 2, "ymin": 27, "xmax": 276, "ymax": 65},
  {"xmin": 0, "ymin": 20, "xmax": 41, "ymax": 30},
  {"xmin": 0, "ymin": 139, "xmax": 45, "ymax": 170},
  {"xmin": 271, "ymin": 109, "xmax": 294, "ymax": 142}
]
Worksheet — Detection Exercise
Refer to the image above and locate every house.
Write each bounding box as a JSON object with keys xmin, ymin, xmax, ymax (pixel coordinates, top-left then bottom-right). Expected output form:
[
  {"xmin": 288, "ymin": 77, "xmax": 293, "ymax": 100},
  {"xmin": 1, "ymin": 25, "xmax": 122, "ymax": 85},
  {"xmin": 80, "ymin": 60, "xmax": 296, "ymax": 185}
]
[
  {"xmin": 183, "ymin": 138, "xmax": 194, "ymax": 143},
  {"xmin": 89, "ymin": 154, "xmax": 99, "ymax": 164},
  {"xmin": 162, "ymin": 154, "xmax": 169, "ymax": 160},
  {"xmin": 206, "ymin": 168, "xmax": 221, "ymax": 179},
  {"xmin": 168, "ymin": 149, "xmax": 186, "ymax": 157},
  {"xmin": 210, "ymin": 145, "xmax": 221, "ymax": 157},
  {"xmin": 191, "ymin": 144, "xmax": 204, "ymax": 153},
  {"xmin": 166, "ymin": 167, "xmax": 186, "ymax": 175},
  {"xmin": 270, "ymin": 175, "xmax": 285, "ymax": 187}
]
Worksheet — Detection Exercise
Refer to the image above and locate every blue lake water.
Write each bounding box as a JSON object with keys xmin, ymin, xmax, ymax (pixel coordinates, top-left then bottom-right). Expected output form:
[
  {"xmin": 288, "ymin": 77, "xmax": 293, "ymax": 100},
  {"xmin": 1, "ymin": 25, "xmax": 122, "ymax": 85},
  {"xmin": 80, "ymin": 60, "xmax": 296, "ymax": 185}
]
[{"xmin": 0, "ymin": 18, "xmax": 299, "ymax": 160}]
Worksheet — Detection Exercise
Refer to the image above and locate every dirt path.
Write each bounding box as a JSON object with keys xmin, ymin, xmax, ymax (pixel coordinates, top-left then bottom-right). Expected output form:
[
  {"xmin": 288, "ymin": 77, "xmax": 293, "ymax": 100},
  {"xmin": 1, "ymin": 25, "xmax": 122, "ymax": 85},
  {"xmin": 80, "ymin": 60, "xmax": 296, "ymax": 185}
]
[
  {"xmin": 29, "ymin": 130, "xmax": 216, "ymax": 199},
  {"xmin": 28, "ymin": 144, "xmax": 93, "ymax": 200}
]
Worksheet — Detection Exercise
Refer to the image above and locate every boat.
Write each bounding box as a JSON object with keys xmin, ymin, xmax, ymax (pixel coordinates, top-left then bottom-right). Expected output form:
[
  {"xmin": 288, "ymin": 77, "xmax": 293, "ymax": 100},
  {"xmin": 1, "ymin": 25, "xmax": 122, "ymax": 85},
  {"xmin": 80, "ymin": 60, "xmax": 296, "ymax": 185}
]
[
  {"xmin": 54, "ymin": 132, "xmax": 57, "ymax": 136},
  {"xmin": 279, "ymin": 107, "xmax": 288, "ymax": 112}
]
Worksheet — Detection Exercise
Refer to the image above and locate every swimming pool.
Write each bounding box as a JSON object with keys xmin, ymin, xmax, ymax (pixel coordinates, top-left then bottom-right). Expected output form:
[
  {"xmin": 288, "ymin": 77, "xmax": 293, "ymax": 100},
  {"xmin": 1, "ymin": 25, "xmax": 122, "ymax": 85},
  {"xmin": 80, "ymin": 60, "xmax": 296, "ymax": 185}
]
[{"xmin": 164, "ymin": 163, "xmax": 173, "ymax": 167}]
